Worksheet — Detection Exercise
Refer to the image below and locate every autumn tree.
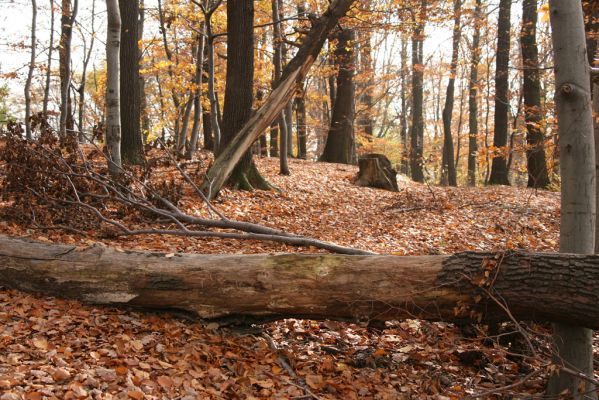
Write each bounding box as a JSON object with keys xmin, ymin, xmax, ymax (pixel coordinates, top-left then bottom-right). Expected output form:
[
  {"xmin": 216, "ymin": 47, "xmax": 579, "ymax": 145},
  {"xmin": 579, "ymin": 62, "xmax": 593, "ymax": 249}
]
[
  {"xmin": 467, "ymin": 0, "xmax": 482, "ymax": 187},
  {"xmin": 105, "ymin": 0, "xmax": 122, "ymax": 178},
  {"xmin": 320, "ymin": 28, "xmax": 357, "ymax": 165},
  {"xmin": 59, "ymin": 0, "xmax": 78, "ymax": 138},
  {"xmin": 521, "ymin": 0, "xmax": 549, "ymax": 188},
  {"xmin": 24, "ymin": 0, "xmax": 37, "ymax": 140},
  {"xmin": 440, "ymin": 0, "xmax": 462, "ymax": 186},
  {"xmin": 488, "ymin": 0, "xmax": 511, "ymax": 185},
  {"xmin": 410, "ymin": 0, "xmax": 426, "ymax": 183},
  {"xmin": 119, "ymin": 0, "xmax": 144, "ymax": 164},
  {"xmin": 218, "ymin": 0, "xmax": 272, "ymax": 190}
]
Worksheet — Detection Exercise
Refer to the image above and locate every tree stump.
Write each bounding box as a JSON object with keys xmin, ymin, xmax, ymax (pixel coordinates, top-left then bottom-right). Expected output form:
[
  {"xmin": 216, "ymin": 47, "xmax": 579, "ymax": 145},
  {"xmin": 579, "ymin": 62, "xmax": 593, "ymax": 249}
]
[{"xmin": 355, "ymin": 154, "xmax": 399, "ymax": 191}]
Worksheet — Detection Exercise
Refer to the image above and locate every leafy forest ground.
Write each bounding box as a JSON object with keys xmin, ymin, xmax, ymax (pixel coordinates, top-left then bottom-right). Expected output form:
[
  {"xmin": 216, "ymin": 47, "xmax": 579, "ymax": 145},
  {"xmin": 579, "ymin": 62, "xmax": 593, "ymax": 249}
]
[{"xmin": 0, "ymin": 153, "xmax": 597, "ymax": 399}]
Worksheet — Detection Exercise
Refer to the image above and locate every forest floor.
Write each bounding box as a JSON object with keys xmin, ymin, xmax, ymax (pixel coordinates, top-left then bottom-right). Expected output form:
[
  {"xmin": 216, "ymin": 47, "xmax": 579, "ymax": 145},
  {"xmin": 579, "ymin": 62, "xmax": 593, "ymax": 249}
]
[{"xmin": 0, "ymin": 154, "xmax": 596, "ymax": 399}]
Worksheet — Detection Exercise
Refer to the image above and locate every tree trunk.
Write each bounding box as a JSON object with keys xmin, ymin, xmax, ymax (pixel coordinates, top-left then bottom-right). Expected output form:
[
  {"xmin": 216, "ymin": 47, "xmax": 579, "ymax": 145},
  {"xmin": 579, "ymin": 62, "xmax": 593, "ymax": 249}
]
[
  {"xmin": 42, "ymin": 0, "xmax": 55, "ymax": 117},
  {"xmin": 488, "ymin": 0, "xmax": 511, "ymax": 185},
  {"xmin": 295, "ymin": 88, "xmax": 307, "ymax": 159},
  {"xmin": 200, "ymin": 0, "xmax": 356, "ymax": 199},
  {"xmin": 2, "ymin": 236, "xmax": 599, "ymax": 329},
  {"xmin": 119, "ymin": 0, "xmax": 144, "ymax": 164},
  {"xmin": 218, "ymin": 0, "xmax": 272, "ymax": 190},
  {"xmin": 272, "ymin": 0, "xmax": 290, "ymax": 175},
  {"xmin": 358, "ymin": 30, "xmax": 375, "ymax": 138},
  {"xmin": 400, "ymin": 35, "xmax": 410, "ymax": 176},
  {"xmin": 410, "ymin": 2, "xmax": 426, "ymax": 183},
  {"xmin": 138, "ymin": 0, "xmax": 150, "ymax": 144},
  {"xmin": 59, "ymin": 0, "xmax": 77, "ymax": 138},
  {"xmin": 105, "ymin": 0, "xmax": 123, "ymax": 178},
  {"xmin": 24, "ymin": 0, "xmax": 37, "ymax": 140},
  {"xmin": 187, "ymin": 29, "xmax": 206, "ymax": 159},
  {"xmin": 546, "ymin": 1, "xmax": 597, "ymax": 397},
  {"xmin": 440, "ymin": 0, "xmax": 461, "ymax": 187},
  {"xmin": 467, "ymin": 0, "xmax": 481, "ymax": 187},
  {"xmin": 77, "ymin": 0, "xmax": 96, "ymax": 143},
  {"xmin": 521, "ymin": 0, "xmax": 550, "ymax": 189},
  {"xmin": 320, "ymin": 29, "xmax": 357, "ymax": 165}
]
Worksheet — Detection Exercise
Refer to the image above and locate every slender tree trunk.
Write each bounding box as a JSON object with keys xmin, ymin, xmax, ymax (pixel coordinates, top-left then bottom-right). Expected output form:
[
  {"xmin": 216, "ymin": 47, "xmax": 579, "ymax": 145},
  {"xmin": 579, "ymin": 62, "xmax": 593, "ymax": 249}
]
[
  {"xmin": 358, "ymin": 29, "xmax": 375, "ymax": 138},
  {"xmin": 59, "ymin": 0, "xmax": 77, "ymax": 138},
  {"xmin": 400, "ymin": 35, "xmax": 410, "ymax": 175},
  {"xmin": 440, "ymin": 0, "xmax": 461, "ymax": 186},
  {"xmin": 320, "ymin": 29, "xmax": 357, "ymax": 165},
  {"xmin": 546, "ymin": 1, "xmax": 597, "ymax": 397},
  {"xmin": 206, "ymin": 20, "xmax": 221, "ymax": 152},
  {"xmin": 119, "ymin": 0, "xmax": 144, "ymax": 164},
  {"xmin": 187, "ymin": 28, "xmax": 206, "ymax": 159},
  {"xmin": 272, "ymin": 0, "xmax": 289, "ymax": 175},
  {"xmin": 468, "ymin": 0, "xmax": 482, "ymax": 187},
  {"xmin": 24, "ymin": 0, "xmax": 37, "ymax": 140},
  {"xmin": 521, "ymin": 0, "xmax": 550, "ymax": 189},
  {"xmin": 138, "ymin": 0, "xmax": 149, "ymax": 144},
  {"xmin": 488, "ymin": 0, "xmax": 511, "ymax": 185},
  {"xmin": 105, "ymin": 0, "xmax": 123, "ymax": 178},
  {"xmin": 410, "ymin": 3, "xmax": 426, "ymax": 182},
  {"xmin": 77, "ymin": 0, "xmax": 96, "ymax": 143},
  {"xmin": 42, "ymin": 0, "xmax": 55, "ymax": 116},
  {"xmin": 295, "ymin": 87, "xmax": 307, "ymax": 159}
]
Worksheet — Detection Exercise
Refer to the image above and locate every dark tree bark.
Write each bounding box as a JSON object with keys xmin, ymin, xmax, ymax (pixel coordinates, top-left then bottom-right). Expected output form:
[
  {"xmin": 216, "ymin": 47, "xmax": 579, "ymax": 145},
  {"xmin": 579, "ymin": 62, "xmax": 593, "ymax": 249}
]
[
  {"xmin": 521, "ymin": 0, "xmax": 550, "ymax": 189},
  {"xmin": 3, "ymin": 236, "xmax": 599, "ymax": 330},
  {"xmin": 410, "ymin": 3, "xmax": 426, "ymax": 182},
  {"xmin": 320, "ymin": 29, "xmax": 357, "ymax": 165},
  {"xmin": 546, "ymin": 1, "xmax": 597, "ymax": 397},
  {"xmin": 272, "ymin": 0, "xmax": 290, "ymax": 175},
  {"xmin": 119, "ymin": 0, "xmax": 144, "ymax": 164},
  {"xmin": 295, "ymin": 87, "xmax": 308, "ymax": 159},
  {"xmin": 400, "ymin": 35, "xmax": 410, "ymax": 175},
  {"xmin": 440, "ymin": 0, "xmax": 462, "ymax": 187},
  {"xmin": 203, "ymin": 111, "xmax": 214, "ymax": 151},
  {"xmin": 467, "ymin": 0, "xmax": 482, "ymax": 187},
  {"xmin": 42, "ymin": 0, "xmax": 55, "ymax": 117},
  {"xmin": 358, "ymin": 30, "xmax": 375, "ymax": 138},
  {"xmin": 138, "ymin": 0, "xmax": 150, "ymax": 144},
  {"xmin": 488, "ymin": 0, "xmax": 511, "ymax": 185},
  {"xmin": 24, "ymin": 0, "xmax": 37, "ymax": 140},
  {"xmin": 219, "ymin": 0, "xmax": 272, "ymax": 190},
  {"xmin": 59, "ymin": 0, "xmax": 78, "ymax": 138}
]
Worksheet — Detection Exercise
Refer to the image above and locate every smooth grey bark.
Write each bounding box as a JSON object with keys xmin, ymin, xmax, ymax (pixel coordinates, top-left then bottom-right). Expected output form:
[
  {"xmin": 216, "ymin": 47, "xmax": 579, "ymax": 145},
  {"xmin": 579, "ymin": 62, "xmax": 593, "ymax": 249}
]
[
  {"xmin": 24, "ymin": 0, "xmax": 37, "ymax": 140},
  {"xmin": 440, "ymin": 0, "xmax": 461, "ymax": 187},
  {"xmin": 105, "ymin": 0, "xmax": 123, "ymax": 178},
  {"xmin": 59, "ymin": 0, "xmax": 78, "ymax": 137},
  {"xmin": 546, "ymin": 1, "xmax": 597, "ymax": 398},
  {"xmin": 42, "ymin": 0, "xmax": 55, "ymax": 116},
  {"xmin": 467, "ymin": 0, "xmax": 482, "ymax": 187}
]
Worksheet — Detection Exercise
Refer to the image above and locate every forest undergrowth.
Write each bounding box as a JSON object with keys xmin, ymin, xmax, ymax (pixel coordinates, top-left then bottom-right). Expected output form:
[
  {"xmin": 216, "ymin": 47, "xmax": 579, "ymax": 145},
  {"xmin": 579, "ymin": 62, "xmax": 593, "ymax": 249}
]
[{"xmin": 0, "ymin": 149, "xmax": 596, "ymax": 399}]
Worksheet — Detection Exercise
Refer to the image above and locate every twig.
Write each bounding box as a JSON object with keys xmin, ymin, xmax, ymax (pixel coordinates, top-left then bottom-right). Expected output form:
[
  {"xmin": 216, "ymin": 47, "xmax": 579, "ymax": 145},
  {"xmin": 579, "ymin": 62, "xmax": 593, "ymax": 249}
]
[{"xmin": 464, "ymin": 369, "xmax": 543, "ymax": 399}]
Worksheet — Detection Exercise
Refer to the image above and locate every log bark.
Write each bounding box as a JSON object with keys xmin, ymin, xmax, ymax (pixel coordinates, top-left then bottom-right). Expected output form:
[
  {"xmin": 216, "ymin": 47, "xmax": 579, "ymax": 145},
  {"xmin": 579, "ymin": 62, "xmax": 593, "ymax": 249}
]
[{"xmin": 1, "ymin": 236, "xmax": 599, "ymax": 329}]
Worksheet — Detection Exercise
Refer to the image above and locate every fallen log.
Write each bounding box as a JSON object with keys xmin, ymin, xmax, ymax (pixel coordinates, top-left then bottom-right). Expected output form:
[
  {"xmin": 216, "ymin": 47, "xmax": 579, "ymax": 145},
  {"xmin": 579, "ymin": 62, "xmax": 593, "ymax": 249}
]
[{"xmin": 0, "ymin": 235, "xmax": 598, "ymax": 329}]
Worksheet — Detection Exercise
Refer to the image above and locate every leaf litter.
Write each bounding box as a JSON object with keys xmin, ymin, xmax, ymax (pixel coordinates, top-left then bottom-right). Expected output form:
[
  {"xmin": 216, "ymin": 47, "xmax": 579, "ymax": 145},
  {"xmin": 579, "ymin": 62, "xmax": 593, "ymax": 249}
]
[{"xmin": 0, "ymin": 155, "xmax": 596, "ymax": 399}]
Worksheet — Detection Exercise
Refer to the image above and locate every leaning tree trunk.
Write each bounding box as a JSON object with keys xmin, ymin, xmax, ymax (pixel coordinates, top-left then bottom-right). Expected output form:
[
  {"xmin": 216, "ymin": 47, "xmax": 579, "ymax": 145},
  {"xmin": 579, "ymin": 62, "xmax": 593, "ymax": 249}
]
[
  {"xmin": 2, "ymin": 236, "xmax": 599, "ymax": 329},
  {"xmin": 119, "ymin": 0, "xmax": 144, "ymax": 165},
  {"xmin": 105, "ymin": 0, "xmax": 123, "ymax": 179},
  {"xmin": 24, "ymin": 0, "xmax": 37, "ymax": 140},
  {"xmin": 218, "ymin": 0, "xmax": 272, "ymax": 190},
  {"xmin": 320, "ymin": 28, "xmax": 357, "ymax": 165},
  {"xmin": 546, "ymin": 1, "xmax": 597, "ymax": 398},
  {"xmin": 467, "ymin": 0, "xmax": 481, "ymax": 187},
  {"xmin": 440, "ymin": 0, "xmax": 461, "ymax": 187},
  {"xmin": 200, "ymin": 0, "xmax": 356, "ymax": 200},
  {"xmin": 488, "ymin": 0, "xmax": 511, "ymax": 186},
  {"xmin": 521, "ymin": 0, "xmax": 550, "ymax": 189}
]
